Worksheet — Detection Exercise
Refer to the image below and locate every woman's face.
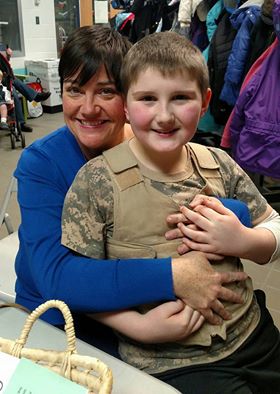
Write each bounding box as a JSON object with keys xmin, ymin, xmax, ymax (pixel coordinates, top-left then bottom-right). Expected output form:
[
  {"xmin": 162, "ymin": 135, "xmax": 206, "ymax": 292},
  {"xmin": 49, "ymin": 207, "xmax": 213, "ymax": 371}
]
[{"xmin": 62, "ymin": 65, "xmax": 126, "ymax": 159}]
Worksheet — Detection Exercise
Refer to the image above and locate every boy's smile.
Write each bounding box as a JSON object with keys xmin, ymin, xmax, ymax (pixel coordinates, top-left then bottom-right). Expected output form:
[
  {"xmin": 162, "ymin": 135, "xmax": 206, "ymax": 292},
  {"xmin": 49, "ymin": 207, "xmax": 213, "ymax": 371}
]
[{"xmin": 125, "ymin": 67, "xmax": 211, "ymax": 171}]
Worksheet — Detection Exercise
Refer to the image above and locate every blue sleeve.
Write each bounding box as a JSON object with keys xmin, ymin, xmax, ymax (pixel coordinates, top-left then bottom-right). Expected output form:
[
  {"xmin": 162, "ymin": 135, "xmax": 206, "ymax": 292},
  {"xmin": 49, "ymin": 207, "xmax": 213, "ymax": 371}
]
[
  {"xmin": 14, "ymin": 147, "xmax": 175, "ymax": 324},
  {"xmin": 219, "ymin": 198, "xmax": 252, "ymax": 227}
]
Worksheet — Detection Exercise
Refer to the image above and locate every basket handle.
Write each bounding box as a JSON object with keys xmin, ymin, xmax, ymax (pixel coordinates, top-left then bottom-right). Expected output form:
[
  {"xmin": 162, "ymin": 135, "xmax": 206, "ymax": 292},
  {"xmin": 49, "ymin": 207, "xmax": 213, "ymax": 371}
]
[{"xmin": 11, "ymin": 300, "xmax": 77, "ymax": 357}]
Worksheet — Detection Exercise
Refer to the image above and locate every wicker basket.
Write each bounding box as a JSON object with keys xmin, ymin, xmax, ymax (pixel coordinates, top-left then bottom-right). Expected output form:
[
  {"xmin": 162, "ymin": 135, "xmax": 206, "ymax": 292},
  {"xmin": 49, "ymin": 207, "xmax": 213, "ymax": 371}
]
[{"xmin": 0, "ymin": 300, "xmax": 113, "ymax": 394}]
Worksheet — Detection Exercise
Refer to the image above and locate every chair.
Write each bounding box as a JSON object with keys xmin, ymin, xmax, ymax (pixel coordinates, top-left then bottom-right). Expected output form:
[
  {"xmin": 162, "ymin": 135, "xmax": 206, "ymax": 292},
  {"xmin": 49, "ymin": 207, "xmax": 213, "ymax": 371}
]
[
  {"xmin": 0, "ymin": 175, "xmax": 18, "ymax": 234},
  {"xmin": 0, "ymin": 176, "xmax": 18, "ymax": 303}
]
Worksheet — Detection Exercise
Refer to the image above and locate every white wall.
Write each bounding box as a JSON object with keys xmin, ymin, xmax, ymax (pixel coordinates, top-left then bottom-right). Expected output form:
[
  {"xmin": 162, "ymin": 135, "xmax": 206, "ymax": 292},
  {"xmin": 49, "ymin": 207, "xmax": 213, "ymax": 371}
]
[{"xmin": 11, "ymin": 0, "xmax": 58, "ymax": 70}]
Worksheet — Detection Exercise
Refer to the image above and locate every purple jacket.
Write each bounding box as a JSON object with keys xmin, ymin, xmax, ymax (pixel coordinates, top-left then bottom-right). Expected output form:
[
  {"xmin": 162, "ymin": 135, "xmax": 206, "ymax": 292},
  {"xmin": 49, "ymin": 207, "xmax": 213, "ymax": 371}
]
[{"xmin": 230, "ymin": 28, "xmax": 280, "ymax": 178}]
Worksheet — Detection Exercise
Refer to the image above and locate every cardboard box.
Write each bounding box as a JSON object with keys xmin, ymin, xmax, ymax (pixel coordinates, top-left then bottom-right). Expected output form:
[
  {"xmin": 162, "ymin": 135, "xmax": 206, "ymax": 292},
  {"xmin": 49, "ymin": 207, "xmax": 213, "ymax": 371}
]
[{"xmin": 25, "ymin": 59, "xmax": 62, "ymax": 112}]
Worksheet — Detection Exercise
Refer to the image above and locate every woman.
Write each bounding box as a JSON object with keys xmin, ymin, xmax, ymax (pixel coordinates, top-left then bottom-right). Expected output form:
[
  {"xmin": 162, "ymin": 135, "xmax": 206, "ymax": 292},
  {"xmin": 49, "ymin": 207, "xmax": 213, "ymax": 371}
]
[{"xmin": 14, "ymin": 25, "xmax": 246, "ymax": 354}]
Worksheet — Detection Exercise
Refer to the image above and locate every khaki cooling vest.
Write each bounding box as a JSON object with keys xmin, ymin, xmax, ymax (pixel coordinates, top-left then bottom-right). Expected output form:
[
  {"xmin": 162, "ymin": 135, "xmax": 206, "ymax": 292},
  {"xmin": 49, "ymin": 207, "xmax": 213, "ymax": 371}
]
[{"xmin": 102, "ymin": 140, "xmax": 259, "ymax": 372}]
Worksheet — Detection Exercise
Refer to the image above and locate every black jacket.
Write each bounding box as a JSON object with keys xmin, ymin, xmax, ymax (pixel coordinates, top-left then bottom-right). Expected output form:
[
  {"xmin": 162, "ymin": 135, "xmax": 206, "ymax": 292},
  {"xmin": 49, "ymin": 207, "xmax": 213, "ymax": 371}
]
[{"xmin": 207, "ymin": 9, "xmax": 237, "ymax": 125}]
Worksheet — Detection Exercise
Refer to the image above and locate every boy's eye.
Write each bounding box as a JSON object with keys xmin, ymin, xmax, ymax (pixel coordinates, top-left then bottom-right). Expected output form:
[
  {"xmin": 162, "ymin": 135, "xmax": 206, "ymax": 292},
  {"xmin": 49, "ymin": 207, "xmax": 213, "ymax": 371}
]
[
  {"xmin": 139, "ymin": 95, "xmax": 156, "ymax": 102},
  {"xmin": 173, "ymin": 94, "xmax": 189, "ymax": 100}
]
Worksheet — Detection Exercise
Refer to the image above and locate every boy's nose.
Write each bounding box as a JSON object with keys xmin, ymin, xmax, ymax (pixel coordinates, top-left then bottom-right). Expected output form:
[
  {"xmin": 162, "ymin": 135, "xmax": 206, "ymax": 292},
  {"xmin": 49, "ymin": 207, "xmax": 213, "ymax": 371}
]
[{"xmin": 156, "ymin": 106, "xmax": 174, "ymax": 126}]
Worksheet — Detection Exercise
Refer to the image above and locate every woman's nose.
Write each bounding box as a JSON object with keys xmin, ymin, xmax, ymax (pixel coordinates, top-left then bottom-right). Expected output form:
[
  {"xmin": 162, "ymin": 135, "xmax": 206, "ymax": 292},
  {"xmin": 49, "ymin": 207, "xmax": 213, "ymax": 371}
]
[{"xmin": 81, "ymin": 94, "xmax": 101, "ymax": 115}]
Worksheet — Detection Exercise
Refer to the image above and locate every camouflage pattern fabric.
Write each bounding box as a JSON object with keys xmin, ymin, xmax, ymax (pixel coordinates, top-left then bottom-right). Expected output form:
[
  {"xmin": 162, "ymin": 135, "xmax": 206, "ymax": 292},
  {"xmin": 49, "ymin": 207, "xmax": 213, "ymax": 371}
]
[
  {"xmin": 62, "ymin": 145, "xmax": 267, "ymax": 257},
  {"xmin": 62, "ymin": 142, "xmax": 267, "ymax": 373}
]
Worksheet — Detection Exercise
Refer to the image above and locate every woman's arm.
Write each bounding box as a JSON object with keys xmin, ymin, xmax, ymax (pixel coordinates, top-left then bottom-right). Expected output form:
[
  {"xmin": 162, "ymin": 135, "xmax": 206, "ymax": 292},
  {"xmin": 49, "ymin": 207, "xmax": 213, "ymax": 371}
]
[{"xmin": 14, "ymin": 145, "xmax": 174, "ymax": 323}]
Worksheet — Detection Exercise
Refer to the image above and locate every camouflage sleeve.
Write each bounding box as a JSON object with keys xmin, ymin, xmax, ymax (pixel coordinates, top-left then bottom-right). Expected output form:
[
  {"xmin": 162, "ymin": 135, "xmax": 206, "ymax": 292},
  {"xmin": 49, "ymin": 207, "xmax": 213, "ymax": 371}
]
[
  {"xmin": 61, "ymin": 156, "xmax": 114, "ymax": 259},
  {"xmin": 209, "ymin": 147, "xmax": 267, "ymax": 222}
]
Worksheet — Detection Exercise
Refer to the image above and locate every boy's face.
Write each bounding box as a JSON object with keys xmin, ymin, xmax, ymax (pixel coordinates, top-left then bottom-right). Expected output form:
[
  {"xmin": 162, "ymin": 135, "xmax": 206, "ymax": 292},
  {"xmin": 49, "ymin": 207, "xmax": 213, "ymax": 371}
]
[{"xmin": 125, "ymin": 67, "xmax": 211, "ymax": 155}]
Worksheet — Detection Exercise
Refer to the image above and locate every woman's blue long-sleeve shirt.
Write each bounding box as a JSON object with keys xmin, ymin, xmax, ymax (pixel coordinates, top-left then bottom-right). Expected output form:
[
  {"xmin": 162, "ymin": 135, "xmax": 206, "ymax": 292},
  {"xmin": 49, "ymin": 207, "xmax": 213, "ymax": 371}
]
[{"xmin": 14, "ymin": 126, "xmax": 174, "ymax": 324}]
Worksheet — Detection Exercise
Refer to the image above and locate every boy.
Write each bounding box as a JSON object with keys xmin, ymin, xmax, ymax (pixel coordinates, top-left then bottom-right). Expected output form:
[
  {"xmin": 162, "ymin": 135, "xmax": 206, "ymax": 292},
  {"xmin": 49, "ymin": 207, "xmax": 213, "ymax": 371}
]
[{"xmin": 62, "ymin": 32, "xmax": 280, "ymax": 391}]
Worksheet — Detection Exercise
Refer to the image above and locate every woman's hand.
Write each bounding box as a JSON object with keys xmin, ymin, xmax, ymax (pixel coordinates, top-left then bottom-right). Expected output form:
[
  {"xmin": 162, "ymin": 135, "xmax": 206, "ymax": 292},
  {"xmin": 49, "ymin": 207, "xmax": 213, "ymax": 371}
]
[{"xmin": 171, "ymin": 251, "xmax": 248, "ymax": 324}]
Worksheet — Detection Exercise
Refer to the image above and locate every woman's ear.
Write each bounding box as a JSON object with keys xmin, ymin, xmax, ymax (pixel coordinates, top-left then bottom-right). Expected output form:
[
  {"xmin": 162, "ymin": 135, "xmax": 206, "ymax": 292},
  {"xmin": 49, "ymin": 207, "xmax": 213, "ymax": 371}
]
[{"xmin": 200, "ymin": 88, "xmax": 212, "ymax": 118}]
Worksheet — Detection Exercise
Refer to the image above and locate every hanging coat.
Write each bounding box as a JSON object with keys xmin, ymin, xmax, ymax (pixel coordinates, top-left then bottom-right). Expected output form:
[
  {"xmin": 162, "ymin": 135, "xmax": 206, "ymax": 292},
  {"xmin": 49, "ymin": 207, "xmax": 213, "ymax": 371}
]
[
  {"xmin": 219, "ymin": 5, "xmax": 261, "ymax": 106},
  {"xmin": 207, "ymin": 8, "xmax": 238, "ymax": 124},
  {"xmin": 220, "ymin": 39, "xmax": 277, "ymax": 148},
  {"xmin": 230, "ymin": 31, "xmax": 280, "ymax": 178}
]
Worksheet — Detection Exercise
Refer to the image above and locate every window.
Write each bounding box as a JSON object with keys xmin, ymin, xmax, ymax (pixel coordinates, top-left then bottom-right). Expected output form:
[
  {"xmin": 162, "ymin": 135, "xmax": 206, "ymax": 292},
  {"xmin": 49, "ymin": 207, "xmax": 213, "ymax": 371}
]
[
  {"xmin": 0, "ymin": 0, "xmax": 24, "ymax": 56},
  {"xmin": 54, "ymin": 0, "xmax": 80, "ymax": 57}
]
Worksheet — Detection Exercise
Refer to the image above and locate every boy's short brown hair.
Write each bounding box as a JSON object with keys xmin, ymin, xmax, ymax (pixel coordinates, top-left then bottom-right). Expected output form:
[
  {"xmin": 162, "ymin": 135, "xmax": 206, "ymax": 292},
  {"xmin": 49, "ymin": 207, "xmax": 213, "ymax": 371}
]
[{"xmin": 121, "ymin": 31, "xmax": 209, "ymax": 98}]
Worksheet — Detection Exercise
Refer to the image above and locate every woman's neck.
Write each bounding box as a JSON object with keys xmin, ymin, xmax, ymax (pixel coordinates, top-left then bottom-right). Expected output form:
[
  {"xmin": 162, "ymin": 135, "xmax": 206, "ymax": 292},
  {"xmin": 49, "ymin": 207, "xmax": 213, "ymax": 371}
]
[
  {"xmin": 129, "ymin": 138, "xmax": 188, "ymax": 174},
  {"xmin": 81, "ymin": 127, "xmax": 128, "ymax": 161}
]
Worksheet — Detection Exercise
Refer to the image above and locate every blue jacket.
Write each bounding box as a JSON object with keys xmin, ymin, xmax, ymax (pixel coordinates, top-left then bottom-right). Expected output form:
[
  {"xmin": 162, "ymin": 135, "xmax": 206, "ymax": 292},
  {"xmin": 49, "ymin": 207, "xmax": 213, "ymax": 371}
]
[
  {"xmin": 220, "ymin": 5, "xmax": 261, "ymax": 106},
  {"xmin": 14, "ymin": 126, "xmax": 174, "ymax": 324}
]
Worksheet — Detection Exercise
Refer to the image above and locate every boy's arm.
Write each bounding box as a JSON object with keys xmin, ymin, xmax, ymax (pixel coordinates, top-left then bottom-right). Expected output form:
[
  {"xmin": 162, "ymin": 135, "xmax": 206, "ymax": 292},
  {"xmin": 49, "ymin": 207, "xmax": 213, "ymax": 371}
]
[
  {"xmin": 92, "ymin": 300, "xmax": 205, "ymax": 344},
  {"xmin": 166, "ymin": 197, "xmax": 252, "ymax": 258},
  {"xmin": 177, "ymin": 199, "xmax": 278, "ymax": 265}
]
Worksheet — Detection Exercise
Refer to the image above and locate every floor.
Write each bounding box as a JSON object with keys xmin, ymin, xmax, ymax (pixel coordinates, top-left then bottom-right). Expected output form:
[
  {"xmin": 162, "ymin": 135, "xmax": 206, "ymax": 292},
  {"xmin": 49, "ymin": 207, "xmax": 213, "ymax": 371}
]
[{"xmin": 0, "ymin": 112, "xmax": 280, "ymax": 330}]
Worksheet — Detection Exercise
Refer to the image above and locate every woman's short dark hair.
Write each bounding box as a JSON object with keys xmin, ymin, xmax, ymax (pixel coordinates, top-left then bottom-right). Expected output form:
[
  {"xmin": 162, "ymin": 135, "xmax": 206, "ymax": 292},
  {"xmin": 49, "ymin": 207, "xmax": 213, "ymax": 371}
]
[{"xmin": 58, "ymin": 25, "xmax": 132, "ymax": 92}]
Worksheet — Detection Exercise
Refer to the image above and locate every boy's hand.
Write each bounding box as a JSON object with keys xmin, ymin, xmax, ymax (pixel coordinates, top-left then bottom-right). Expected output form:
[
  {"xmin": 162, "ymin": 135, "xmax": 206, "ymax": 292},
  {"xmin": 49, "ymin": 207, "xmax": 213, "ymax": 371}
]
[
  {"xmin": 93, "ymin": 300, "xmax": 204, "ymax": 344},
  {"xmin": 188, "ymin": 194, "xmax": 222, "ymax": 209},
  {"xmin": 166, "ymin": 196, "xmax": 225, "ymax": 259},
  {"xmin": 166, "ymin": 196, "xmax": 223, "ymax": 232},
  {"xmin": 141, "ymin": 300, "xmax": 204, "ymax": 343},
  {"xmin": 177, "ymin": 201, "xmax": 248, "ymax": 257}
]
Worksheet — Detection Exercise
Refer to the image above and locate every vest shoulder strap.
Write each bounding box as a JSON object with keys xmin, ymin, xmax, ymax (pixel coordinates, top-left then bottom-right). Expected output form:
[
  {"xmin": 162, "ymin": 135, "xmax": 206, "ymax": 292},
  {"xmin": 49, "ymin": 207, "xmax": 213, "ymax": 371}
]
[
  {"xmin": 102, "ymin": 140, "xmax": 143, "ymax": 191},
  {"xmin": 102, "ymin": 140, "xmax": 137, "ymax": 173},
  {"xmin": 188, "ymin": 142, "xmax": 220, "ymax": 170},
  {"xmin": 103, "ymin": 140, "xmax": 222, "ymax": 190},
  {"xmin": 103, "ymin": 141, "xmax": 220, "ymax": 172}
]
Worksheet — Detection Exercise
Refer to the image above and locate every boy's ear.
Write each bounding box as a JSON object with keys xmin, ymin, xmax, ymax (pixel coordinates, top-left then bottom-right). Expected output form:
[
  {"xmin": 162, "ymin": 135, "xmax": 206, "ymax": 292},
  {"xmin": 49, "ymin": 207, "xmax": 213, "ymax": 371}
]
[
  {"xmin": 124, "ymin": 102, "xmax": 130, "ymax": 122},
  {"xmin": 200, "ymin": 88, "xmax": 212, "ymax": 118}
]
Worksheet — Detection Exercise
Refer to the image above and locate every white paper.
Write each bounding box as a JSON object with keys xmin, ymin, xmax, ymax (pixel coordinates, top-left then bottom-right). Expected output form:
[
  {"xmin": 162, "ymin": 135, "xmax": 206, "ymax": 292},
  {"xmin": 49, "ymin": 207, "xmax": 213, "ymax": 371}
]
[
  {"xmin": 0, "ymin": 352, "xmax": 20, "ymax": 391},
  {"xmin": 94, "ymin": 0, "xmax": 108, "ymax": 23}
]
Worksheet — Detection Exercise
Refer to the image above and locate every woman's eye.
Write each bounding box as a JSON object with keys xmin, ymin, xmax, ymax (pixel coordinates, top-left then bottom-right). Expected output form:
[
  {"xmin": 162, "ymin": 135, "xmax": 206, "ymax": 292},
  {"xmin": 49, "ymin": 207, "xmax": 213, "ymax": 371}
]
[
  {"xmin": 66, "ymin": 86, "xmax": 81, "ymax": 95},
  {"xmin": 100, "ymin": 88, "xmax": 116, "ymax": 97}
]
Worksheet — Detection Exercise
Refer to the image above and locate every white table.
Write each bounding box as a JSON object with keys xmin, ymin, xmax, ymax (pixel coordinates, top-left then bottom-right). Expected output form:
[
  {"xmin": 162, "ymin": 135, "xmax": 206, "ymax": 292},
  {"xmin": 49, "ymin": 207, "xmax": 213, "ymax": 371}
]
[{"xmin": 0, "ymin": 306, "xmax": 181, "ymax": 394}]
